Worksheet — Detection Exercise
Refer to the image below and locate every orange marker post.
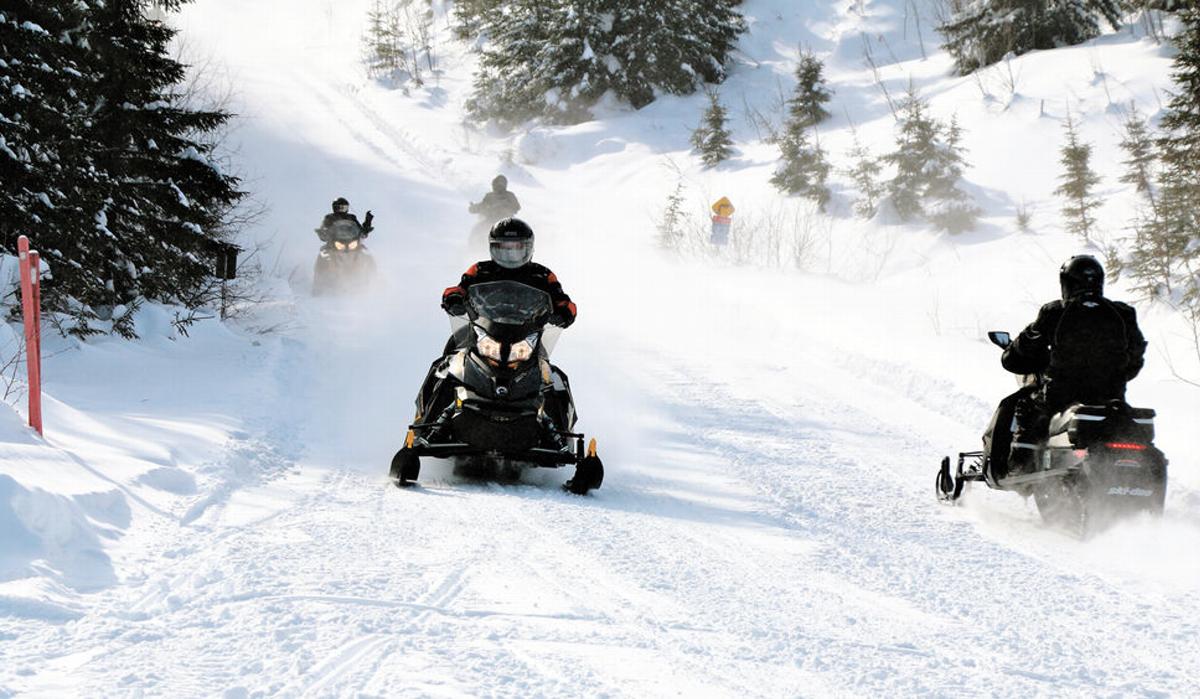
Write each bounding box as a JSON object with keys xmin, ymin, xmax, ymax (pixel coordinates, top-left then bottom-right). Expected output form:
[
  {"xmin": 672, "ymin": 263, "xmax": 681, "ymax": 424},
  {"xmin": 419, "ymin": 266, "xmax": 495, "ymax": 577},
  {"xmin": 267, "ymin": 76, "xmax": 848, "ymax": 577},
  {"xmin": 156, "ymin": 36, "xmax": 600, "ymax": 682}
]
[{"xmin": 17, "ymin": 236, "xmax": 43, "ymax": 435}]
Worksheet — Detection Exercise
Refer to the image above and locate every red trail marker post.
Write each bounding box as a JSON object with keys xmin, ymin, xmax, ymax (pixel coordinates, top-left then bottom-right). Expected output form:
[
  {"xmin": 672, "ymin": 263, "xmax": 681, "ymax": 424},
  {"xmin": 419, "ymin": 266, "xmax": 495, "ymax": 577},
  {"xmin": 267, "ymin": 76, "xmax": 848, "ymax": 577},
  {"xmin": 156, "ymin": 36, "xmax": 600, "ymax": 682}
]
[{"xmin": 17, "ymin": 235, "xmax": 43, "ymax": 435}]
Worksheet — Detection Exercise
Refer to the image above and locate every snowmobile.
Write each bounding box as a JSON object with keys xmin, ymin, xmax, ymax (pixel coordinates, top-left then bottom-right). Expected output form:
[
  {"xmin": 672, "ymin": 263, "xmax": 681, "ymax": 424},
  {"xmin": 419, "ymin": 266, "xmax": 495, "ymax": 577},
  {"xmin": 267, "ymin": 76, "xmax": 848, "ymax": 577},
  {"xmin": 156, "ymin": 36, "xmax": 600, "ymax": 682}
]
[
  {"xmin": 390, "ymin": 280, "xmax": 604, "ymax": 494},
  {"xmin": 936, "ymin": 331, "xmax": 1167, "ymax": 534},
  {"xmin": 312, "ymin": 216, "xmax": 375, "ymax": 295}
]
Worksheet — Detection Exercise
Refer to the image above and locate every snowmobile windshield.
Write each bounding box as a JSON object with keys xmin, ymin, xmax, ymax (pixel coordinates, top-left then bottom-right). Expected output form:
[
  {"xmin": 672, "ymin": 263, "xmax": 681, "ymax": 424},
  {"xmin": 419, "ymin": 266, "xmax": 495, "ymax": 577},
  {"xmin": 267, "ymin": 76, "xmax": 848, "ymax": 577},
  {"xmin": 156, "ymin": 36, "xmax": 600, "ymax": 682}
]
[
  {"xmin": 468, "ymin": 281, "xmax": 552, "ymax": 326},
  {"xmin": 330, "ymin": 220, "xmax": 361, "ymax": 243}
]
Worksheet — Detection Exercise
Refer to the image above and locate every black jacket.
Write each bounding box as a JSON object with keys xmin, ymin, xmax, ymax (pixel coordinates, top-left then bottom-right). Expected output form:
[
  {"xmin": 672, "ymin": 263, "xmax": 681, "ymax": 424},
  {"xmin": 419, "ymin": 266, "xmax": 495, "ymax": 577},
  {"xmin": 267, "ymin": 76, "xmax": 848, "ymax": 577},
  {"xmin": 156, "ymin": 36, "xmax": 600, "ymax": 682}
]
[
  {"xmin": 442, "ymin": 261, "xmax": 576, "ymax": 326},
  {"xmin": 316, "ymin": 212, "xmax": 372, "ymax": 242},
  {"xmin": 1002, "ymin": 297, "xmax": 1146, "ymax": 406}
]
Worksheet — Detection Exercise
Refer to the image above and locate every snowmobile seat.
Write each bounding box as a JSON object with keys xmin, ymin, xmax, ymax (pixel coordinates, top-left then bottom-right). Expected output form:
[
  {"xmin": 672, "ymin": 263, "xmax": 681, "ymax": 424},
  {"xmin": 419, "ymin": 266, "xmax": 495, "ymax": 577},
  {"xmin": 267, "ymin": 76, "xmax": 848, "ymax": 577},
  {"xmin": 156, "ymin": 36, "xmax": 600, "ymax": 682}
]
[{"xmin": 1048, "ymin": 402, "xmax": 1155, "ymax": 448}]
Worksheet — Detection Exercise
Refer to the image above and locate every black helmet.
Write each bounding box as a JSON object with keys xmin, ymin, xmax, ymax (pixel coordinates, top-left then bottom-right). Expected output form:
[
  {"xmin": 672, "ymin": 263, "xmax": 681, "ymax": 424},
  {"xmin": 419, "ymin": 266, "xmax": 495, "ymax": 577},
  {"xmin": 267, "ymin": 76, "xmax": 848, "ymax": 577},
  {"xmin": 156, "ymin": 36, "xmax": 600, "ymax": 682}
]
[
  {"xmin": 489, "ymin": 217, "xmax": 534, "ymax": 269},
  {"xmin": 332, "ymin": 197, "xmax": 350, "ymax": 213},
  {"xmin": 1060, "ymin": 255, "xmax": 1104, "ymax": 301},
  {"xmin": 491, "ymin": 175, "xmax": 508, "ymax": 193}
]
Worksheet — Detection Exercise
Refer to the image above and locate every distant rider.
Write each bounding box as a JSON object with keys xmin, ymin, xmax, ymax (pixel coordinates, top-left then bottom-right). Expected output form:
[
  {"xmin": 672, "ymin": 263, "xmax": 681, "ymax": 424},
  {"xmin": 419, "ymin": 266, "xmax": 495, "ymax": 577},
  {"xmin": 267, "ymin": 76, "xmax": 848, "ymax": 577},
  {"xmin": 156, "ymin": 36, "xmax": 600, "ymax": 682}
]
[
  {"xmin": 316, "ymin": 197, "xmax": 374, "ymax": 243},
  {"xmin": 990, "ymin": 255, "xmax": 1147, "ymax": 476},
  {"xmin": 441, "ymin": 218, "xmax": 575, "ymax": 352},
  {"xmin": 469, "ymin": 175, "xmax": 521, "ymax": 222}
]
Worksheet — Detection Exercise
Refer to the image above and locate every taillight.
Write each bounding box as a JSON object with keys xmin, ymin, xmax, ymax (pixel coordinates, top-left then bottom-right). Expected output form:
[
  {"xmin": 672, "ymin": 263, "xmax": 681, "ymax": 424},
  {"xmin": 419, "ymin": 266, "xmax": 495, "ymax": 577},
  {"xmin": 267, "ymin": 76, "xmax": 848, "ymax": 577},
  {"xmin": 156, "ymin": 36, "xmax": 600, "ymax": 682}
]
[{"xmin": 1105, "ymin": 442, "xmax": 1147, "ymax": 451}]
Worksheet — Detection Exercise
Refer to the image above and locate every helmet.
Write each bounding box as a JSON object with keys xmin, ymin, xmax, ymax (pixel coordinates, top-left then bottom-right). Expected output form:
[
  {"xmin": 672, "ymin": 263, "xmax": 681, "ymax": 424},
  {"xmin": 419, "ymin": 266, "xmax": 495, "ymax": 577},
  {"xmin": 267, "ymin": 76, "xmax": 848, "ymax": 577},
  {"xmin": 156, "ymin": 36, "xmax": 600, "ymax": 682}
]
[
  {"xmin": 332, "ymin": 197, "xmax": 350, "ymax": 213},
  {"xmin": 491, "ymin": 175, "xmax": 508, "ymax": 193},
  {"xmin": 489, "ymin": 217, "xmax": 534, "ymax": 269},
  {"xmin": 1060, "ymin": 255, "xmax": 1104, "ymax": 301}
]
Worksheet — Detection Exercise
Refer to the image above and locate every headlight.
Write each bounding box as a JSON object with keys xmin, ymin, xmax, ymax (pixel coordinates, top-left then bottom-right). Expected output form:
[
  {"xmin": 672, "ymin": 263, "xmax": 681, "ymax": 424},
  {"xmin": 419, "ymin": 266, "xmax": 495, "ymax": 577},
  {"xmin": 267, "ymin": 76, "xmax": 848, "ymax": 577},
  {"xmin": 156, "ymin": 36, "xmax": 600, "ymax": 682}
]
[
  {"xmin": 348, "ymin": 239, "xmax": 359, "ymax": 250},
  {"xmin": 334, "ymin": 241, "xmax": 346, "ymax": 250},
  {"xmin": 509, "ymin": 333, "xmax": 539, "ymax": 362},
  {"xmin": 475, "ymin": 331, "xmax": 502, "ymax": 361}
]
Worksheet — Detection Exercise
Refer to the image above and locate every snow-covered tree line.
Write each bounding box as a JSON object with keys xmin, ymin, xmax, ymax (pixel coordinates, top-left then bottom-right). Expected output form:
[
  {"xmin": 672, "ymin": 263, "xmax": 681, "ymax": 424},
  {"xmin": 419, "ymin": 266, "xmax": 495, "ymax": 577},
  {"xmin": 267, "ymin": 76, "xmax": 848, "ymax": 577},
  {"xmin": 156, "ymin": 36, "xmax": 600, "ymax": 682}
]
[
  {"xmin": 1110, "ymin": 8, "xmax": 1200, "ymax": 349},
  {"xmin": 939, "ymin": 0, "xmax": 1124, "ymax": 74},
  {"xmin": 457, "ymin": 0, "xmax": 746, "ymax": 126},
  {"xmin": 363, "ymin": 0, "xmax": 436, "ymax": 87},
  {"xmin": 694, "ymin": 51, "xmax": 977, "ymax": 233},
  {"xmin": 0, "ymin": 0, "xmax": 243, "ymax": 337}
]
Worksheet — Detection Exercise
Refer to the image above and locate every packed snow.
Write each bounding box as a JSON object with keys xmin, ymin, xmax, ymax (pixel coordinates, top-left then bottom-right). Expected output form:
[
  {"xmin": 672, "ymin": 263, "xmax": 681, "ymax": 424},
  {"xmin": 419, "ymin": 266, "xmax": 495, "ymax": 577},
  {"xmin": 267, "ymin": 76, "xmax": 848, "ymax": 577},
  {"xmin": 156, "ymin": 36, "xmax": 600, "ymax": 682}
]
[{"xmin": 1, "ymin": 0, "xmax": 1198, "ymax": 696}]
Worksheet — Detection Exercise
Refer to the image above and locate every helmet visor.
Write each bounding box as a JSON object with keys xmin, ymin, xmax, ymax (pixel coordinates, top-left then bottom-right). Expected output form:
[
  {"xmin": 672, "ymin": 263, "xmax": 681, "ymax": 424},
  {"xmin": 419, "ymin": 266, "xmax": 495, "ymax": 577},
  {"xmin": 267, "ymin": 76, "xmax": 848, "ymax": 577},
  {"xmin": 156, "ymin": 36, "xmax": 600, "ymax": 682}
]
[{"xmin": 491, "ymin": 240, "xmax": 532, "ymax": 269}]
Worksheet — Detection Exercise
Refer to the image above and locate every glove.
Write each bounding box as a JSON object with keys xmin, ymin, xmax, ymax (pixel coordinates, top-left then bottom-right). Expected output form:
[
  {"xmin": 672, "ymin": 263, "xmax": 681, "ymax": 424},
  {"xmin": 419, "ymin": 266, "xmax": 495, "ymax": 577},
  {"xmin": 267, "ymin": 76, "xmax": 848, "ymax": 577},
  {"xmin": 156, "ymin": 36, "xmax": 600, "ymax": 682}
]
[
  {"xmin": 362, "ymin": 211, "xmax": 374, "ymax": 236},
  {"xmin": 442, "ymin": 294, "xmax": 467, "ymax": 317},
  {"xmin": 550, "ymin": 310, "xmax": 574, "ymax": 328}
]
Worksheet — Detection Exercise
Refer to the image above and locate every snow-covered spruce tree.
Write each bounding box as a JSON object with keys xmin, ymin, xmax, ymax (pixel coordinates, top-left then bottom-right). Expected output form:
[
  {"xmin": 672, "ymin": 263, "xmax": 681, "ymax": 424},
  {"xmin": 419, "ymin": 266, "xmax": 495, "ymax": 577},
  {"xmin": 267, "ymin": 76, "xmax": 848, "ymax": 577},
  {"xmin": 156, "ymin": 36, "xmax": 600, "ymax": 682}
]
[
  {"xmin": 465, "ymin": 0, "xmax": 746, "ymax": 126},
  {"xmin": 1118, "ymin": 105, "xmax": 1158, "ymax": 207},
  {"xmin": 691, "ymin": 89, "xmax": 734, "ymax": 168},
  {"xmin": 365, "ymin": 1, "xmax": 403, "ymax": 79},
  {"xmin": 883, "ymin": 90, "xmax": 978, "ymax": 232},
  {"xmin": 770, "ymin": 123, "xmax": 831, "ymax": 211},
  {"xmin": 1055, "ymin": 113, "xmax": 1102, "ymax": 243},
  {"xmin": 0, "ymin": 0, "xmax": 244, "ymax": 337},
  {"xmin": 656, "ymin": 180, "xmax": 687, "ymax": 251},
  {"xmin": 845, "ymin": 130, "xmax": 884, "ymax": 219},
  {"xmin": 1122, "ymin": 9, "xmax": 1200, "ymax": 309},
  {"xmin": 924, "ymin": 117, "xmax": 981, "ymax": 234},
  {"xmin": 940, "ymin": 0, "xmax": 1123, "ymax": 75},
  {"xmin": 787, "ymin": 49, "xmax": 832, "ymax": 130},
  {"xmin": 0, "ymin": 2, "xmax": 97, "ymax": 265},
  {"xmin": 452, "ymin": 0, "xmax": 501, "ymax": 40},
  {"xmin": 885, "ymin": 90, "xmax": 941, "ymax": 222}
]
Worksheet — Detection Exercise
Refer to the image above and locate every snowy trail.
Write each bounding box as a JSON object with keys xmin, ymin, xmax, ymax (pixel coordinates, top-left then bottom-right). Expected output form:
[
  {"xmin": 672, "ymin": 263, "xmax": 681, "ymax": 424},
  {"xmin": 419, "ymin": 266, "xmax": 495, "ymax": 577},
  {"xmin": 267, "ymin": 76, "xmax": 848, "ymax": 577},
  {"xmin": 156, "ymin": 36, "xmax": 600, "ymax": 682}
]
[{"xmin": 7, "ymin": 318, "xmax": 1197, "ymax": 696}]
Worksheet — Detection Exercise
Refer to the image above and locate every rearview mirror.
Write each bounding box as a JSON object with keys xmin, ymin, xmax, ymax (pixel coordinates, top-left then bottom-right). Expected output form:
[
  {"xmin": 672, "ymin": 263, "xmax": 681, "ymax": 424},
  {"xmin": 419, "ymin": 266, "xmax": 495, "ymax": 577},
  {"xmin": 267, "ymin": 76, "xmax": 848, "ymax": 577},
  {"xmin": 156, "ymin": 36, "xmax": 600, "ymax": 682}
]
[{"xmin": 987, "ymin": 331, "xmax": 1012, "ymax": 349}]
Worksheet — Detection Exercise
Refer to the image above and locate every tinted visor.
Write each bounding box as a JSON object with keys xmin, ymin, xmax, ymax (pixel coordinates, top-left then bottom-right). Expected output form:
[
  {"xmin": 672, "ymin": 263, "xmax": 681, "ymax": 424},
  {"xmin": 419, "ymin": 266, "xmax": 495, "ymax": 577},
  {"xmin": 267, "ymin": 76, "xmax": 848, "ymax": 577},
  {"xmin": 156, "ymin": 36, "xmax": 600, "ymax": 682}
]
[{"xmin": 491, "ymin": 240, "xmax": 532, "ymax": 268}]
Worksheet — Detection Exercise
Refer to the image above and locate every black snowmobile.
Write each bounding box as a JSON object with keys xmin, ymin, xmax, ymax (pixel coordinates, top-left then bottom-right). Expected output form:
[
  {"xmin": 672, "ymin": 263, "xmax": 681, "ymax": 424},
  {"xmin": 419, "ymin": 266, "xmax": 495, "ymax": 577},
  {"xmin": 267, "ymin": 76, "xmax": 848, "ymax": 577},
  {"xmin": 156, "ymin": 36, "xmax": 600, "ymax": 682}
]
[
  {"xmin": 390, "ymin": 280, "xmax": 604, "ymax": 494},
  {"xmin": 937, "ymin": 331, "xmax": 1167, "ymax": 534},
  {"xmin": 313, "ymin": 214, "xmax": 375, "ymax": 295}
]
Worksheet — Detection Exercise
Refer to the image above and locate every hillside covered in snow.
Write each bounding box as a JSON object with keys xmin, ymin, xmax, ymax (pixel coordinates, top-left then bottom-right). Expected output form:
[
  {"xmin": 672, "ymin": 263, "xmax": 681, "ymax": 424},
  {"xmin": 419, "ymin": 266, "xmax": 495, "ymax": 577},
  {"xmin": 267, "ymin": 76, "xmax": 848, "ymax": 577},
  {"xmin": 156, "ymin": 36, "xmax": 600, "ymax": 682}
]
[{"xmin": 2, "ymin": 0, "xmax": 1199, "ymax": 695}]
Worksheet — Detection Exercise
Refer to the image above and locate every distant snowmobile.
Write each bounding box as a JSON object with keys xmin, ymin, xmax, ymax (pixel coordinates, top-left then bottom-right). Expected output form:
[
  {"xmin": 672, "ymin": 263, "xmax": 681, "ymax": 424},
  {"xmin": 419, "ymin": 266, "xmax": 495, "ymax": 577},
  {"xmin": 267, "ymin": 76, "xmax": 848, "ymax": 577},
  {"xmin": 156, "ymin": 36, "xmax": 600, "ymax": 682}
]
[
  {"xmin": 936, "ymin": 331, "xmax": 1168, "ymax": 536},
  {"xmin": 390, "ymin": 279, "xmax": 603, "ymax": 494},
  {"xmin": 312, "ymin": 211, "xmax": 375, "ymax": 296}
]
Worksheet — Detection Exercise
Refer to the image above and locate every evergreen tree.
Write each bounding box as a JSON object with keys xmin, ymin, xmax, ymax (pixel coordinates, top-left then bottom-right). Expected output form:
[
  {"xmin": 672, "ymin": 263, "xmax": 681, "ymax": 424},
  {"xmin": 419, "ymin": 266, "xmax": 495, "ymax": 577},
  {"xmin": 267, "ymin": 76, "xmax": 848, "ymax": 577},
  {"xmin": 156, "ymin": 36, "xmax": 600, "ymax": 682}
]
[
  {"xmin": 770, "ymin": 123, "xmax": 831, "ymax": 211},
  {"xmin": 1124, "ymin": 8, "xmax": 1200, "ymax": 303},
  {"xmin": 1055, "ymin": 113, "xmax": 1103, "ymax": 243},
  {"xmin": 466, "ymin": 0, "xmax": 746, "ymax": 126},
  {"xmin": 0, "ymin": 2, "xmax": 97, "ymax": 255},
  {"xmin": 0, "ymin": 0, "xmax": 244, "ymax": 337},
  {"xmin": 1118, "ymin": 105, "xmax": 1158, "ymax": 207},
  {"xmin": 656, "ymin": 180, "xmax": 687, "ymax": 250},
  {"xmin": 691, "ymin": 89, "xmax": 734, "ymax": 168},
  {"xmin": 365, "ymin": 1, "xmax": 402, "ymax": 80},
  {"xmin": 787, "ymin": 49, "xmax": 832, "ymax": 130},
  {"xmin": 924, "ymin": 117, "xmax": 981, "ymax": 233},
  {"xmin": 845, "ymin": 131, "xmax": 884, "ymax": 219},
  {"xmin": 883, "ymin": 89, "xmax": 979, "ymax": 231},
  {"xmin": 940, "ymin": 0, "xmax": 1124, "ymax": 75},
  {"xmin": 884, "ymin": 89, "xmax": 942, "ymax": 222}
]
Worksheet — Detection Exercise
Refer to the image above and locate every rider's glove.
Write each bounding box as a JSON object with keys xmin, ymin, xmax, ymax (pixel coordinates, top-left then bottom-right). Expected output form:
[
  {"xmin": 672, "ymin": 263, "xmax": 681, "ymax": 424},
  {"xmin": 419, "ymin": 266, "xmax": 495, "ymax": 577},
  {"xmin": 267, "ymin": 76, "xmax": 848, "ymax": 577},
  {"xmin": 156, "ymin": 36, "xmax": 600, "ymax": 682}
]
[
  {"xmin": 550, "ymin": 309, "xmax": 574, "ymax": 328},
  {"xmin": 442, "ymin": 294, "xmax": 467, "ymax": 317}
]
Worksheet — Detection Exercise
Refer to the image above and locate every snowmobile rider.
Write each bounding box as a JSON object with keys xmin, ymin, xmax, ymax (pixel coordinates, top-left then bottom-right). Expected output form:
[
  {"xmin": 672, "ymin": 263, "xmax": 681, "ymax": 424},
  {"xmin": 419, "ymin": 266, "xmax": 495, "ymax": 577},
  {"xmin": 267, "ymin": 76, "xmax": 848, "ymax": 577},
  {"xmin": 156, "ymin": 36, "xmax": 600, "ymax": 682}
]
[
  {"xmin": 468, "ymin": 175, "xmax": 521, "ymax": 222},
  {"xmin": 316, "ymin": 197, "xmax": 373, "ymax": 243},
  {"xmin": 441, "ymin": 218, "xmax": 576, "ymax": 349},
  {"xmin": 991, "ymin": 255, "xmax": 1147, "ymax": 476}
]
